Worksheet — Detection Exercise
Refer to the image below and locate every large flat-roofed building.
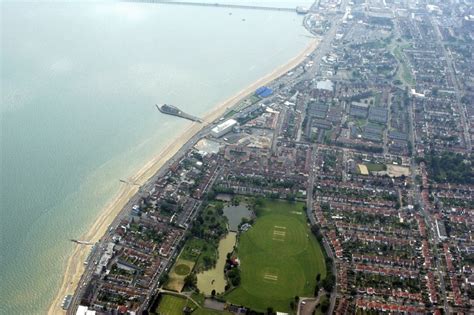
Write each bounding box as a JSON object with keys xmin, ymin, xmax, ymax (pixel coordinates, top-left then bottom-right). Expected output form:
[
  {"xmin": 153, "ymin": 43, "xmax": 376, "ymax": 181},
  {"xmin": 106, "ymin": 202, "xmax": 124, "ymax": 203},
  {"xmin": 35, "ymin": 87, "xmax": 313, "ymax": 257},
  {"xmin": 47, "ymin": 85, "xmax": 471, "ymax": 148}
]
[
  {"xmin": 76, "ymin": 305, "xmax": 96, "ymax": 315},
  {"xmin": 211, "ymin": 119, "xmax": 238, "ymax": 138}
]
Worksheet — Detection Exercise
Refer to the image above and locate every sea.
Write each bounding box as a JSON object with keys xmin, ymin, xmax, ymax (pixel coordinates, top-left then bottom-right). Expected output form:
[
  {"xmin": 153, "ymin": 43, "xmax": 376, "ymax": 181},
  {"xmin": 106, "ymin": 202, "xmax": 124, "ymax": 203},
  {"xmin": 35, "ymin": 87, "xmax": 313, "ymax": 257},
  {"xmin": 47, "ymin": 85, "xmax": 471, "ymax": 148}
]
[{"xmin": 0, "ymin": 0, "xmax": 312, "ymax": 313}]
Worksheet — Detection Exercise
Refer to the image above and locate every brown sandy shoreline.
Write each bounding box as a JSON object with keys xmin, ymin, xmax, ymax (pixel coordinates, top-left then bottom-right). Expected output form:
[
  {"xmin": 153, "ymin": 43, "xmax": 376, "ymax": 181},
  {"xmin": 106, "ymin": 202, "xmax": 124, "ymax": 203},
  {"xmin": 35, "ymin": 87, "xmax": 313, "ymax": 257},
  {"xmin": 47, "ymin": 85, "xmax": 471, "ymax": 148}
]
[{"xmin": 47, "ymin": 38, "xmax": 319, "ymax": 314}]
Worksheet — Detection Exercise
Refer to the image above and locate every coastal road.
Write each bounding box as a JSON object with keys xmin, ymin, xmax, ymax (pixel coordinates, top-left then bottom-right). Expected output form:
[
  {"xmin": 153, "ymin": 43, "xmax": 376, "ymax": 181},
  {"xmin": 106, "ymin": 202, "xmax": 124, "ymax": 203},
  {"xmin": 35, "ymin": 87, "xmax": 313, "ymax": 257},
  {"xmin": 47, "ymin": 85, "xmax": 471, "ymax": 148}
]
[
  {"xmin": 67, "ymin": 118, "xmax": 223, "ymax": 314},
  {"xmin": 303, "ymin": 0, "xmax": 348, "ymax": 81}
]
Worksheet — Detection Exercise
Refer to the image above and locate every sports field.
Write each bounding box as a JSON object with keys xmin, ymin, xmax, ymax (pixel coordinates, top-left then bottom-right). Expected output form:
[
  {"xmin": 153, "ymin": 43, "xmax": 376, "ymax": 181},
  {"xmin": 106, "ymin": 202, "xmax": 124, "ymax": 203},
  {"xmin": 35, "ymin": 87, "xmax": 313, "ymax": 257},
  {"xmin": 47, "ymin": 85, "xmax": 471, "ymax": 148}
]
[
  {"xmin": 156, "ymin": 294, "xmax": 231, "ymax": 315},
  {"xmin": 157, "ymin": 294, "xmax": 194, "ymax": 315},
  {"xmin": 226, "ymin": 200, "xmax": 326, "ymax": 312}
]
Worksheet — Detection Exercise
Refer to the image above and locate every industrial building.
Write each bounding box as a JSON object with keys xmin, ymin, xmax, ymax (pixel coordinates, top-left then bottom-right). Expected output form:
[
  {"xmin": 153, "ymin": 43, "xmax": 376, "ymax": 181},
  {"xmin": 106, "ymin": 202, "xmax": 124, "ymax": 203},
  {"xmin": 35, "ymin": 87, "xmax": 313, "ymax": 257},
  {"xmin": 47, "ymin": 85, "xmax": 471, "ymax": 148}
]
[{"xmin": 211, "ymin": 119, "xmax": 238, "ymax": 138}]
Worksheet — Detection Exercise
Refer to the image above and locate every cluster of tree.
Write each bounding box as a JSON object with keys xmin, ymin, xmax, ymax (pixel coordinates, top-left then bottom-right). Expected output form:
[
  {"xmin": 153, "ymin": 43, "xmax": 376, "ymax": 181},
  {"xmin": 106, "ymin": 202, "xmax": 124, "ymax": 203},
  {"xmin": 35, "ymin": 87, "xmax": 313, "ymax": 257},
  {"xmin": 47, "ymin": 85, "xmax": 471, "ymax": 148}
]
[
  {"xmin": 334, "ymin": 141, "xmax": 384, "ymax": 153},
  {"xmin": 320, "ymin": 268, "xmax": 336, "ymax": 293},
  {"xmin": 422, "ymin": 151, "xmax": 473, "ymax": 184},
  {"xmin": 184, "ymin": 273, "xmax": 197, "ymax": 290},
  {"xmin": 227, "ymin": 267, "xmax": 240, "ymax": 287},
  {"xmin": 224, "ymin": 252, "xmax": 241, "ymax": 288},
  {"xmin": 159, "ymin": 201, "xmax": 178, "ymax": 214},
  {"xmin": 311, "ymin": 225, "xmax": 324, "ymax": 243},
  {"xmin": 319, "ymin": 298, "xmax": 330, "ymax": 313},
  {"xmin": 188, "ymin": 209, "xmax": 227, "ymax": 245},
  {"xmin": 289, "ymin": 296, "xmax": 299, "ymax": 310},
  {"xmin": 310, "ymin": 225, "xmax": 336, "ymax": 295},
  {"xmin": 210, "ymin": 186, "xmax": 235, "ymax": 197}
]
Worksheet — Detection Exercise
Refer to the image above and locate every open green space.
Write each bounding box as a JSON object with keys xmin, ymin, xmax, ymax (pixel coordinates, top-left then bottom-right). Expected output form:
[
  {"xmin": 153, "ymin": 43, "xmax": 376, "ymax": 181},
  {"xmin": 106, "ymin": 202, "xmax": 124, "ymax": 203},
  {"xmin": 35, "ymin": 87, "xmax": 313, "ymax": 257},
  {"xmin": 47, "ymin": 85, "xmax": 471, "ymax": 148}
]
[
  {"xmin": 155, "ymin": 294, "xmax": 230, "ymax": 315},
  {"xmin": 226, "ymin": 200, "xmax": 326, "ymax": 312},
  {"xmin": 165, "ymin": 259, "xmax": 195, "ymax": 292},
  {"xmin": 392, "ymin": 45, "xmax": 415, "ymax": 86},
  {"xmin": 175, "ymin": 264, "xmax": 191, "ymax": 276},
  {"xmin": 365, "ymin": 163, "xmax": 387, "ymax": 172},
  {"xmin": 185, "ymin": 201, "xmax": 228, "ymax": 272},
  {"xmin": 156, "ymin": 294, "xmax": 195, "ymax": 315}
]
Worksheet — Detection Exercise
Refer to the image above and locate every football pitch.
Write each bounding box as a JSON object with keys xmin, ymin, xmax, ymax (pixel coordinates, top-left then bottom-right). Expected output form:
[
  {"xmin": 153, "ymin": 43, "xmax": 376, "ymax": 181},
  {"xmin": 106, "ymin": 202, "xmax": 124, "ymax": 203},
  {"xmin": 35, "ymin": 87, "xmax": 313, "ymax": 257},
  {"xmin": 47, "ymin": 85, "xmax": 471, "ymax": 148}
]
[{"xmin": 226, "ymin": 200, "xmax": 326, "ymax": 312}]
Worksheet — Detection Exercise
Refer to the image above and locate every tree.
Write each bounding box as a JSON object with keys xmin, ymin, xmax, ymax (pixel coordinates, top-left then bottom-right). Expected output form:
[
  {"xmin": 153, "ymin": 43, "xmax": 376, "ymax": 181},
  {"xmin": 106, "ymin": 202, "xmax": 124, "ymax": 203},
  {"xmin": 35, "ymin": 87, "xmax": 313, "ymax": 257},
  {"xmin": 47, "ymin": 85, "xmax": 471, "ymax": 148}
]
[
  {"xmin": 184, "ymin": 273, "xmax": 197, "ymax": 288},
  {"xmin": 320, "ymin": 298, "xmax": 330, "ymax": 313},
  {"xmin": 159, "ymin": 273, "xmax": 169, "ymax": 284},
  {"xmin": 215, "ymin": 203, "xmax": 224, "ymax": 215},
  {"xmin": 321, "ymin": 274, "xmax": 335, "ymax": 292},
  {"xmin": 314, "ymin": 283, "xmax": 320, "ymax": 295},
  {"xmin": 316, "ymin": 273, "xmax": 321, "ymax": 282}
]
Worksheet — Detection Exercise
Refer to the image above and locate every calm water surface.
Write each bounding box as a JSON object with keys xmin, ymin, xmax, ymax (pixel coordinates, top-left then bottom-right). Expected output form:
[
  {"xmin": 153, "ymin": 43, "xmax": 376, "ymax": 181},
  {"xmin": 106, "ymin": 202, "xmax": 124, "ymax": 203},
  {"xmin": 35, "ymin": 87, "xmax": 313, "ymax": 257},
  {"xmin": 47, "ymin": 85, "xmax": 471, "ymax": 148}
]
[
  {"xmin": 223, "ymin": 204, "xmax": 252, "ymax": 231},
  {"xmin": 1, "ymin": 1, "xmax": 310, "ymax": 313}
]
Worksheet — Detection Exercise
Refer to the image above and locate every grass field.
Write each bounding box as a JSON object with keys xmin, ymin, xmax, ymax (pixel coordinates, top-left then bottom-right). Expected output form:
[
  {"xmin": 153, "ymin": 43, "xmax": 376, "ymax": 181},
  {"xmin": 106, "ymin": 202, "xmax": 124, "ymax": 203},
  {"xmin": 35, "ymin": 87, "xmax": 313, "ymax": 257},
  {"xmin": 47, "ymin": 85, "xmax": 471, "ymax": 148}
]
[
  {"xmin": 226, "ymin": 200, "xmax": 326, "ymax": 312},
  {"xmin": 365, "ymin": 163, "xmax": 387, "ymax": 172},
  {"xmin": 157, "ymin": 294, "xmax": 195, "ymax": 315},
  {"xmin": 164, "ymin": 259, "xmax": 195, "ymax": 292},
  {"xmin": 156, "ymin": 294, "xmax": 231, "ymax": 315}
]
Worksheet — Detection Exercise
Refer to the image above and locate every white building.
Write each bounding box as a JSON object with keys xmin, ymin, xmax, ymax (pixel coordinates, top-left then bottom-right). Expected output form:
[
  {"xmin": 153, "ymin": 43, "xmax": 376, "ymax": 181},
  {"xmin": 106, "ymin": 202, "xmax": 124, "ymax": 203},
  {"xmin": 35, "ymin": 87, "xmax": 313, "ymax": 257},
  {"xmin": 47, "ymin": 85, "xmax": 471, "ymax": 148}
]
[
  {"xmin": 211, "ymin": 119, "xmax": 238, "ymax": 138},
  {"xmin": 76, "ymin": 305, "xmax": 96, "ymax": 315}
]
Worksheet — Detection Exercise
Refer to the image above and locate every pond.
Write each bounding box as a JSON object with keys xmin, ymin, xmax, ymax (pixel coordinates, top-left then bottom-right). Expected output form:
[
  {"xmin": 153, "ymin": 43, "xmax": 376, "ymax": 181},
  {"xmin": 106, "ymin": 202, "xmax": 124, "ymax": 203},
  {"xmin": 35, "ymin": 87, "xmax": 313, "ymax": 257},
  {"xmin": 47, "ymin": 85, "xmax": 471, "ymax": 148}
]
[
  {"xmin": 223, "ymin": 204, "xmax": 252, "ymax": 232},
  {"xmin": 196, "ymin": 232, "xmax": 236, "ymax": 295}
]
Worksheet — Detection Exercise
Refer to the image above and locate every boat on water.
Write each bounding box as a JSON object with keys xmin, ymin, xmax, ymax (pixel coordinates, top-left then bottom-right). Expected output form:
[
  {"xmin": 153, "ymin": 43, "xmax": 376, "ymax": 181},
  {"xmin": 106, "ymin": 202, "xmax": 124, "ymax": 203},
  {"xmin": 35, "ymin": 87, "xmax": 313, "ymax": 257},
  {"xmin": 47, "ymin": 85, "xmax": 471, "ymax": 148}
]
[{"xmin": 155, "ymin": 104, "xmax": 202, "ymax": 123}]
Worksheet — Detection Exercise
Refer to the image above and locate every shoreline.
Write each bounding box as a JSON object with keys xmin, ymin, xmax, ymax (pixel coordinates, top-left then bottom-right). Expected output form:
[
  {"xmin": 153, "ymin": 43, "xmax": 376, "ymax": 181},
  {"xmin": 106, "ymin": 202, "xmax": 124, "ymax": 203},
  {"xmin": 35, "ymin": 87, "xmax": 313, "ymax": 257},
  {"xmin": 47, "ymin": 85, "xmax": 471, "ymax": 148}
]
[{"xmin": 47, "ymin": 37, "xmax": 319, "ymax": 314}]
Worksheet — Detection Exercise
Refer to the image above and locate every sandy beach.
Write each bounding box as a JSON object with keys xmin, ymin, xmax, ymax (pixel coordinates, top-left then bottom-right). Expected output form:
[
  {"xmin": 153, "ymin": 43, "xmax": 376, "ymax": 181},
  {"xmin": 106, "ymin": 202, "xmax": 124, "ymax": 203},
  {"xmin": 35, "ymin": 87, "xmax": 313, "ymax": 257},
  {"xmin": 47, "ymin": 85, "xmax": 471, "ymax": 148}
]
[{"xmin": 47, "ymin": 37, "xmax": 319, "ymax": 314}]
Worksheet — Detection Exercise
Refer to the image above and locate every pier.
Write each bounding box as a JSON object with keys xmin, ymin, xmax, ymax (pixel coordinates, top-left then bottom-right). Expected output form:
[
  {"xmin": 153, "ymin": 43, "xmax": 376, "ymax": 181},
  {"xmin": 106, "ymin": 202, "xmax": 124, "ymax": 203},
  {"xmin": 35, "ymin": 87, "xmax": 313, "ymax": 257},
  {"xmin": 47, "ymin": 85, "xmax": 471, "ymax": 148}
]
[{"xmin": 124, "ymin": 0, "xmax": 297, "ymax": 13}]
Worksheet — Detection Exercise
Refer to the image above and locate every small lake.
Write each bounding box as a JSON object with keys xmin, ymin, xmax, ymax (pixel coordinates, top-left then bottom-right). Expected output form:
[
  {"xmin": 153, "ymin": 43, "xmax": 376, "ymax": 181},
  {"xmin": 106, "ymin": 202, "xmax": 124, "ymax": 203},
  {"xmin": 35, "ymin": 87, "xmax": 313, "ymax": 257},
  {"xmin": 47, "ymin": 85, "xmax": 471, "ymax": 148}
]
[
  {"xmin": 223, "ymin": 204, "xmax": 252, "ymax": 231},
  {"xmin": 197, "ymin": 232, "xmax": 236, "ymax": 295}
]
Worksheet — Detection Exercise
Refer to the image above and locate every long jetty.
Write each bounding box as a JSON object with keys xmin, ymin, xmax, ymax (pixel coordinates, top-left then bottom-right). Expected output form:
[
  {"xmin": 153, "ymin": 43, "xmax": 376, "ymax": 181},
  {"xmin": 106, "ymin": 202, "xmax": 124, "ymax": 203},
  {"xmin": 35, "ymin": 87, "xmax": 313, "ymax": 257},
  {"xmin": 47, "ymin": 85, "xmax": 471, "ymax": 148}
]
[{"xmin": 124, "ymin": 0, "xmax": 296, "ymax": 12}]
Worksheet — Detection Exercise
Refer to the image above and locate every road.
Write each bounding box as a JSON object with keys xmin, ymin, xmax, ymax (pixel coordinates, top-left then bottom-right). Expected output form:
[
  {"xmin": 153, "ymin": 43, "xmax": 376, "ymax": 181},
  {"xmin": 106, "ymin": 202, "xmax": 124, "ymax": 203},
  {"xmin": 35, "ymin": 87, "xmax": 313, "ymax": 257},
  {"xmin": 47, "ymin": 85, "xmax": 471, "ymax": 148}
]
[
  {"xmin": 302, "ymin": 0, "xmax": 348, "ymax": 313},
  {"xmin": 297, "ymin": 292, "xmax": 323, "ymax": 315},
  {"xmin": 430, "ymin": 16, "xmax": 471, "ymax": 152},
  {"xmin": 407, "ymin": 85, "xmax": 449, "ymax": 313}
]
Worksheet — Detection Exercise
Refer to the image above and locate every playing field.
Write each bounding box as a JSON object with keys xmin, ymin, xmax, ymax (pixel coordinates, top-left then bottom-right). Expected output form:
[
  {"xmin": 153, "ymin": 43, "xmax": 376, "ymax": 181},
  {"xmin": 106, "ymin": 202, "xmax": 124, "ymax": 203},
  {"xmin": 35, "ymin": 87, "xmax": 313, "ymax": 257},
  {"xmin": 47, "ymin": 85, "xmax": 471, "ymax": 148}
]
[
  {"xmin": 226, "ymin": 200, "xmax": 326, "ymax": 312},
  {"xmin": 156, "ymin": 294, "xmax": 231, "ymax": 315},
  {"xmin": 156, "ymin": 294, "xmax": 193, "ymax": 315}
]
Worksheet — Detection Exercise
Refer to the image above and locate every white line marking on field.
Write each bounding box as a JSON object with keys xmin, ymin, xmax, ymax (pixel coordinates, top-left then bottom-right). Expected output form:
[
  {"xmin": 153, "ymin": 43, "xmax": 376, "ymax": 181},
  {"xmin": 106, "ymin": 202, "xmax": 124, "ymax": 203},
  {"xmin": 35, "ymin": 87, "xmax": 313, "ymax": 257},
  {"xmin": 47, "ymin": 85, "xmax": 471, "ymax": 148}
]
[{"xmin": 264, "ymin": 274, "xmax": 278, "ymax": 281}]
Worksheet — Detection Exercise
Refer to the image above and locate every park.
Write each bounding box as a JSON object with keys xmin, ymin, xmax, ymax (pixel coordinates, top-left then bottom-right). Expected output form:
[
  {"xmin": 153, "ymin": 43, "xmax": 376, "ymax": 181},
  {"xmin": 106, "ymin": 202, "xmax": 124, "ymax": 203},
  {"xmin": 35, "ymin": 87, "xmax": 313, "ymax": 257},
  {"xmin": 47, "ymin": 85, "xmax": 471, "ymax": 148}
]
[{"xmin": 225, "ymin": 200, "xmax": 326, "ymax": 312}]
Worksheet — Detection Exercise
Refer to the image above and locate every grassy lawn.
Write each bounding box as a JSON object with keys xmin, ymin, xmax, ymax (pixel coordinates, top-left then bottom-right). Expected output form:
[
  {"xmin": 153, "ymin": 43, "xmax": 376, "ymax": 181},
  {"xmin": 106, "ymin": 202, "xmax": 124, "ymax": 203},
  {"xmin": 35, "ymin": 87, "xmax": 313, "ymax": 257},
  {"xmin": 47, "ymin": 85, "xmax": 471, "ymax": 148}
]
[
  {"xmin": 156, "ymin": 294, "xmax": 231, "ymax": 315},
  {"xmin": 364, "ymin": 163, "xmax": 387, "ymax": 172},
  {"xmin": 165, "ymin": 259, "xmax": 195, "ymax": 292},
  {"xmin": 392, "ymin": 45, "xmax": 415, "ymax": 86},
  {"xmin": 225, "ymin": 200, "xmax": 326, "ymax": 312},
  {"xmin": 193, "ymin": 309, "xmax": 232, "ymax": 315},
  {"xmin": 156, "ymin": 294, "xmax": 195, "ymax": 315}
]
